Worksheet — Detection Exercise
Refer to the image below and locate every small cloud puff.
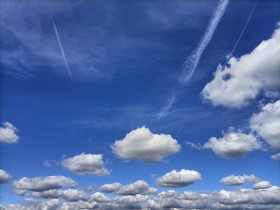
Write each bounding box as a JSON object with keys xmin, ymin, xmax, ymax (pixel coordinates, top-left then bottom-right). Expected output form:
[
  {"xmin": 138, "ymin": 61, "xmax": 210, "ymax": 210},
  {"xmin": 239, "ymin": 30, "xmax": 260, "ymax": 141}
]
[
  {"xmin": 203, "ymin": 131, "xmax": 262, "ymax": 158},
  {"xmin": 0, "ymin": 122, "xmax": 19, "ymax": 143},
  {"xmin": 156, "ymin": 169, "xmax": 201, "ymax": 188},
  {"xmin": 61, "ymin": 153, "xmax": 110, "ymax": 176},
  {"xmin": 111, "ymin": 126, "xmax": 181, "ymax": 162}
]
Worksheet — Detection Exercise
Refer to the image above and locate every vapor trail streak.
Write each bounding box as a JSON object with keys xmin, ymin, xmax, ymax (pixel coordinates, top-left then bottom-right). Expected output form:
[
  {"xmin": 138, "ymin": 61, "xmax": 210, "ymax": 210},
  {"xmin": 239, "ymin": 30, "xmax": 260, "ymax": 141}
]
[
  {"xmin": 53, "ymin": 21, "xmax": 73, "ymax": 79},
  {"xmin": 157, "ymin": 0, "xmax": 229, "ymax": 120},
  {"xmin": 180, "ymin": 0, "xmax": 229, "ymax": 84},
  {"xmin": 226, "ymin": 0, "xmax": 258, "ymax": 61}
]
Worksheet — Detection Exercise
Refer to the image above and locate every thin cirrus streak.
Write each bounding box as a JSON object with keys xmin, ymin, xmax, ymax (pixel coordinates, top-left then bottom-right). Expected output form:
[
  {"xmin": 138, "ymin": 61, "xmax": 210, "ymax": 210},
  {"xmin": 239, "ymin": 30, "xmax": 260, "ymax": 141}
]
[
  {"xmin": 157, "ymin": 0, "xmax": 229, "ymax": 120},
  {"xmin": 53, "ymin": 21, "xmax": 73, "ymax": 79}
]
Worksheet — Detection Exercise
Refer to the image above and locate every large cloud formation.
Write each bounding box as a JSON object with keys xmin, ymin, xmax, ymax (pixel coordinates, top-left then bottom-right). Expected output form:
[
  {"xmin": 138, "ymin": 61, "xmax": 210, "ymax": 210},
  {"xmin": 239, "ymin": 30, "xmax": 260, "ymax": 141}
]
[
  {"xmin": 220, "ymin": 174, "xmax": 261, "ymax": 186},
  {"xmin": 0, "ymin": 122, "xmax": 19, "ymax": 143},
  {"xmin": 61, "ymin": 153, "xmax": 110, "ymax": 176},
  {"xmin": 111, "ymin": 126, "xmax": 181, "ymax": 162},
  {"xmin": 202, "ymin": 28, "xmax": 280, "ymax": 108},
  {"xmin": 156, "ymin": 169, "xmax": 201, "ymax": 188},
  {"xmin": 13, "ymin": 176, "xmax": 77, "ymax": 192},
  {"xmin": 250, "ymin": 99, "xmax": 280, "ymax": 150},
  {"xmin": 0, "ymin": 169, "xmax": 11, "ymax": 184},
  {"xmin": 203, "ymin": 131, "xmax": 262, "ymax": 158}
]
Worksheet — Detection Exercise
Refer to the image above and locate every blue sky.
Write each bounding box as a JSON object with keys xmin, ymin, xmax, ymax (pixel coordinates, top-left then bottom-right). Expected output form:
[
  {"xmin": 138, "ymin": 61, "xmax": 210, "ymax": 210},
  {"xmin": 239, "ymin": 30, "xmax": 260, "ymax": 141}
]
[{"xmin": 0, "ymin": 0, "xmax": 280, "ymax": 209}]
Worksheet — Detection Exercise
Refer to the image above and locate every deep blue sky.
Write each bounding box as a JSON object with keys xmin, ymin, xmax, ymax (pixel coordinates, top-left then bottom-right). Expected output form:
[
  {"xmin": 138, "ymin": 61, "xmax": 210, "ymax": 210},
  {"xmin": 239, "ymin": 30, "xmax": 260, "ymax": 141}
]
[{"xmin": 0, "ymin": 0, "xmax": 280, "ymax": 209}]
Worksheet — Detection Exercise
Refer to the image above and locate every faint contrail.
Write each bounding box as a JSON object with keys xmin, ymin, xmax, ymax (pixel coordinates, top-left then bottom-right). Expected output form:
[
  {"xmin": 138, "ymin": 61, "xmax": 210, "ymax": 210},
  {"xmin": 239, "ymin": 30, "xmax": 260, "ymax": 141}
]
[
  {"xmin": 225, "ymin": 0, "xmax": 258, "ymax": 62},
  {"xmin": 180, "ymin": 0, "xmax": 229, "ymax": 85},
  {"xmin": 158, "ymin": 0, "xmax": 229, "ymax": 119},
  {"xmin": 53, "ymin": 21, "xmax": 73, "ymax": 79}
]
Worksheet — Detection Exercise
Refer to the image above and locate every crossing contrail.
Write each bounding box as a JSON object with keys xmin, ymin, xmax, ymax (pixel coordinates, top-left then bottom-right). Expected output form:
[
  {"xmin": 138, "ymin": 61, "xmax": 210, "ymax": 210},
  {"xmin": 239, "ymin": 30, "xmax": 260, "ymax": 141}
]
[
  {"xmin": 225, "ymin": 0, "xmax": 258, "ymax": 63},
  {"xmin": 158, "ymin": 0, "xmax": 229, "ymax": 120},
  {"xmin": 53, "ymin": 21, "xmax": 73, "ymax": 79}
]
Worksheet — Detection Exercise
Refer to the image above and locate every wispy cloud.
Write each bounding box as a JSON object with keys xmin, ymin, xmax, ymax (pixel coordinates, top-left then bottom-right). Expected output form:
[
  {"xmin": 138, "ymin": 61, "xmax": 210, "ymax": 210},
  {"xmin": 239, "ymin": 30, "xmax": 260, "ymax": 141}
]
[{"xmin": 158, "ymin": 0, "xmax": 230, "ymax": 119}]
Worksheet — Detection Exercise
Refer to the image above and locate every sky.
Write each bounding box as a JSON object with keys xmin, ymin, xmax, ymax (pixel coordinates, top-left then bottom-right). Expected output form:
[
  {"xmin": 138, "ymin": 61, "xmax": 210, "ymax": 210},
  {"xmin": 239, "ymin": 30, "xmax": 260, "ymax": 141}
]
[{"xmin": 0, "ymin": 0, "xmax": 280, "ymax": 209}]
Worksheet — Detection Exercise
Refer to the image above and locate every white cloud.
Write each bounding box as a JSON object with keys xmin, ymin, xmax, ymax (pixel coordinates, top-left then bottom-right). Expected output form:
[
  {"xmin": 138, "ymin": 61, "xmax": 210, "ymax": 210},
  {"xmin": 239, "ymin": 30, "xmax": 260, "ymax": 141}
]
[
  {"xmin": 61, "ymin": 153, "xmax": 110, "ymax": 176},
  {"xmin": 13, "ymin": 176, "xmax": 77, "ymax": 192},
  {"xmin": 203, "ymin": 131, "xmax": 262, "ymax": 158},
  {"xmin": 117, "ymin": 180, "xmax": 157, "ymax": 195},
  {"xmin": 250, "ymin": 100, "xmax": 280, "ymax": 150},
  {"xmin": 220, "ymin": 174, "xmax": 261, "ymax": 186},
  {"xmin": 271, "ymin": 152, "xmax": 280, "ymax": 160},
  {"xmin": 0, "ymin": 169, "xmax": 11, "ymax": 184},
  {"xmin": 32, "ymin": 189, "xmax": 88, "ymax": 202},
  {"xmin": 0, "ymin": 122, "xmax": 19, "ymax": 143},
  {"xmin": 156, "ymin": 169, "xmax": 201, "ymax": 188},
  {"xmin": 202, "ymin": 28, "xmax": 280, "ymax": 108},
  {"xmin": 111, "ymin": 126, "xmax": 181, "ymax": 162},
  {"xmin": 253, "ymin": 181, "xmax": 272, "ymax": 190},
  {"xmin": 100, "ymin": 182, "xmax": 121, "ymax": 193}
]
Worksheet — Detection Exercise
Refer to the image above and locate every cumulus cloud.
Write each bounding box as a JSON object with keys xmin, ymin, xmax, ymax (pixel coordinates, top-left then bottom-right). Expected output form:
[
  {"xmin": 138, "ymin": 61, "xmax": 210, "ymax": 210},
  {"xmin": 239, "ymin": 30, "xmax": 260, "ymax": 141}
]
[
  {"xmin": 100, "ymin": 182, "xmax": 121, "ymax": 193},
  {"xmin": 0, "ymin": 122, "xmax": 19, "ymax": 143},
  {"xmin": 0, "ymin": 169, "xmax": 11, "ymax": 184},
  {"xmin": 203, "ymin": 131, "xmax": 262, "ymax": 158},
  {"xmin": 202, "ymin": 28, "xmax": 280, "ymax": 108},
  {"xmin": 156, "ymin": 169, "xmax": 201, "ymax": 188},
  {"xmin": 220, "ymin": 174, "xmax": 261, "ymax": 186},
  {"xmin": 13, "ymin": 176, "xmax": 77, "ymax": 192},
  {"xmin": 250, "ymin": 100, "xmax": 280, "ymax": 150},
  {"xmin": 271, "ymin": 152, "xmax": 280, "ymax": 160},
  {"xmin": 100, "ymin": 180, "xmax": 157, "ymax": 196},
  {"xmin": 253, "ymin": 181, "xmax": 272, "ymax": 190},
  {"xmin": 111, "ymin": 126, "xmax": 181, "ymax": 162},
  {"xmin": 32, "ymin": 189, "xmax": 88, "ymax": 202},
  {"xmin": 61, "ymin": 153, "xmax": 110, "ymax": 176},
  {"xmin": 117, "ymin": 180, "xmax": 157, "ymax": 195}
]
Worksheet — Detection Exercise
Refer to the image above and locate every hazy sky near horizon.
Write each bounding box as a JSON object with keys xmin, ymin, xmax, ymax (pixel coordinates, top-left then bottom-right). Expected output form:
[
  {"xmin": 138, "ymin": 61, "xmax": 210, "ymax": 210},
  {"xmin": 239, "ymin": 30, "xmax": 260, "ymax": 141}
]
[{"xmin": 0, "ymin": 0, "xmax": 280, "ymax": 209}]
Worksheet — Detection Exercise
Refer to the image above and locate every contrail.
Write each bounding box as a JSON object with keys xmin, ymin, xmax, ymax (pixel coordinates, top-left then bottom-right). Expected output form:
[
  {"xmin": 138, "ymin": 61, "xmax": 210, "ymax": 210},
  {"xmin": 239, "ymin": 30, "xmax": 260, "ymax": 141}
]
[
  {"xmin": 158, "ymin": 0, "xmax": 229, "ymax": 119},
  {"xmin": 225, "ymin": 0, "xmax": 258, "ymax": 62},
  {"xmin": 52, "ymin": 21, "xmax": 73, "ymax": 79},
  {"xmin": 180, "ymin": 0, "xmax": 229, "ymax": 84}
]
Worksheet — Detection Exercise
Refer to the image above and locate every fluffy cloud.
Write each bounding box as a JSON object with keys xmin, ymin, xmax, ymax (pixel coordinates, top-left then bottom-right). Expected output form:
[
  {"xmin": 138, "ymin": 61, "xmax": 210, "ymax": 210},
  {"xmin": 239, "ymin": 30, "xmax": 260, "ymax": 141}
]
[
  {"xmin": 271, "ymin": 152, "xmax": 280, "ymax": 160},
  {"xmin": 250, "ymin": 100, "xmax": 280, "ymax": 150},
  {"xmin": 253, "ymin": 181, "xmax": 272, "ymax": 190},
  {"xmin": 203, "ymin": 131, "xmax": 262, "ymax": 158},
  {"xmin": 32, "ymin": 189, "xmax": 88, "ymax": 202},
  {"xmin": 100, "ymin": 182, "xmax": 121, "ymax": 193},
  {"xmin": 13, "ymin": 176, "xmax": 77, "ymax": 192},
  {"xmin": 220, "ymin": 174, "xmax": 260, "ymax": 186},
  {"xmin": 0, "ymin": 169, "xmax": 11, "ymax": 184},
  {"xmin": 100, "ymin": 180, "xmax": 157, "ymax": 196},
  {"xmin": 0, "ymin": 122, "xmax": 19, "ymax": 143},
  {"xmin": 117, "ymin": 180, "xmax": 157, "ymax": 195},
  {"xmin": 111, "ymin": 126, "xmax": 181, "ymax": 162},
  {"xmin": 202, "ymin": 28, "xmax": 280, "ymax": 108},
  {"xmin": 156, "ymin": 169, "xmax": 201, "ymax": 188},
  {"xmin": 61, "ymin": 153, "xmax": 110, "ymax": 176}
]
